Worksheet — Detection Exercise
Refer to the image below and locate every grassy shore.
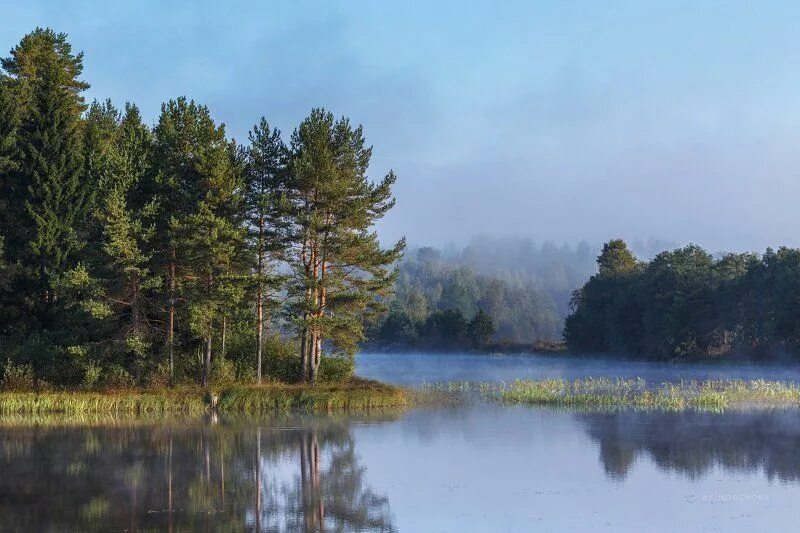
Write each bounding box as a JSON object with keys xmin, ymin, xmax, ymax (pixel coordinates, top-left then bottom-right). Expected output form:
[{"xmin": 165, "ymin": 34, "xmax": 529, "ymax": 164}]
[
  {"xmin": 0, "ymin": 378, "xmax": 407, "ymax": 415},
  {"xmin": 490, "ymin": 378, "xmax": 800, "ymax": 410}
]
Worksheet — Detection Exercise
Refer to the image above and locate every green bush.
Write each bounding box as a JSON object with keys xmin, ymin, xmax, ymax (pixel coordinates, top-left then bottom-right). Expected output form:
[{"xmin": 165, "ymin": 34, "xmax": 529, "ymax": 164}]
[
  {"xmin": 210, "ymin": 357, "xmax": 237, "ymax": 386},
  {"xmin": 318, "ymin": 356, "xmax": 354, "ymax": 383},
  {"xmin": 263, "ymin": 335, "xmax": 302, "ymax": 383},
  {"xmin": 1, "ymin": 361, "xmax": 36, "ymax": 392},
  {"xmin": 100, "ymin": 365, "xmax": 135, "ymax": 390},
  {"xmin": 146, "ymin": 362, "xmax": 173, "ymax": 389},
  {"xmin": 80, "ymin": 361, "xmax": 102, "ymax": 390}
]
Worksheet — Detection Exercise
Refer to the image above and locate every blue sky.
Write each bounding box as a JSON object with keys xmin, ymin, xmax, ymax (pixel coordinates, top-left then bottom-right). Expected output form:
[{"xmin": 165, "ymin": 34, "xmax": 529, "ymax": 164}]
[{"xmin": 4, "ymin": 1, "xmax": 800, "ymax": 252}]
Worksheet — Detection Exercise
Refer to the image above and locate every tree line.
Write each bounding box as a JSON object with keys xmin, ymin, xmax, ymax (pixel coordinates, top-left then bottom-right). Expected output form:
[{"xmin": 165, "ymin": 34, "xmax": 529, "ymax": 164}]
[
  {"xmin": 0, "ymin": 28, "xmax": 403, "ymax": 389},
  {"xmin": 368, "ymin": 246, "xmax": 562, "ymax": 351},
  {"xmin": 566, "ymin": 239, "xmax": 800, "ymax": 359}
]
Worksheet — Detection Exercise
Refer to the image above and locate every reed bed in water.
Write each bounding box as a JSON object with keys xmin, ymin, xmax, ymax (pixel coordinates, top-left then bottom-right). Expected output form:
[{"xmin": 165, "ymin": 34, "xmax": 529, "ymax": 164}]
[
  {"xmin": 0, "ymin": 389, "xmax": 208, "ymax": 415},
  {"xmin": 491, "ymin": 378, "xmax": 800, "ymax": 410},
  {"xmin": 0, "ymin": 379, "xmax": 407, "ymax": 415}
]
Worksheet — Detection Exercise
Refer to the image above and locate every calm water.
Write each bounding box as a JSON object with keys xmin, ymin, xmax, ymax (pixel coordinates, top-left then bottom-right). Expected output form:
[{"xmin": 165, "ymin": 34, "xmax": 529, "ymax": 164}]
[
  {"xmin": 355, "ymin": 351, "xmax": 800, "ymax": 385},
  {"xmin": 2, "ymin": 353, "xmax": 800, "ymax": 532}
]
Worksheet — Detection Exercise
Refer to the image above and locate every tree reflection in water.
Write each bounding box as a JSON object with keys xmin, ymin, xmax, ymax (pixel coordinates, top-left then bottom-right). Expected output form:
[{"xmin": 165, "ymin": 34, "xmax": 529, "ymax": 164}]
[
  {"xmin": 579, "ymin": 409, "xmax": 800, "ymax": 482},
  {"xmin": 0, "ymin": 415, "xmax": 397, "ymax": 532}
]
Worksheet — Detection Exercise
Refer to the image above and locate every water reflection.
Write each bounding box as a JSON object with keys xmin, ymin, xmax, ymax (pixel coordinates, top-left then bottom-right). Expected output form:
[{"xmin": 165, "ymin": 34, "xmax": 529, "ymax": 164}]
[
  {"xmin": 0, "ymin": 416, "xmax": 397, "ymax": 532},
  {"xmin": 3, "ymin": 406, "xmax": 800, "ymax": 531},
  {"xmin": 579, "ymin": 409, "xmax": 800, "ymax": 482}
]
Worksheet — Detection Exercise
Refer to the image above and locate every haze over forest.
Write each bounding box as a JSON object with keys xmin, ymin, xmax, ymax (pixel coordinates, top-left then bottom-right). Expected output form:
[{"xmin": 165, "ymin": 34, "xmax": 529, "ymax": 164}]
[{"xmin": 5, "ymin": 1, "xmax": 800, "ymax": 253}]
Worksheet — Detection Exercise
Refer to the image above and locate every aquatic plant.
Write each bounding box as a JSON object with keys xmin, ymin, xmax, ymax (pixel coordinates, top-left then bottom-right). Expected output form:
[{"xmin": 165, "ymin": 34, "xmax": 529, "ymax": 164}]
[
  {"xmin": 492, "ymin": 378, "xmax": 800, "ymax": 410},
  {"xmin": 0, "ymin": 379, "xmax": 406, "ymax": 415}
]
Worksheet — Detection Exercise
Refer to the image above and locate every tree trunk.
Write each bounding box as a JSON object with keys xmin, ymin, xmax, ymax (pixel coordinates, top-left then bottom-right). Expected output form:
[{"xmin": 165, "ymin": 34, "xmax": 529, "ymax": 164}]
[
  {"xmin": 309, "ymin": 332, "xmax": 321, "ymax": 383},
  {"xmin": 300, "ymin": 325, "xmax": 309, "ymax": 383},
  {"xmin": 221, "ymin": 315, "xmax": 227, "ymax": 359},
  {"xmin": 256, "ymin": 216, "xmax": 265, "ymax": 384},
  {"xmin": 167, "ymin": 258, "xmax": 176, "ymax": 382},
  {"xmin": 202, "ymin": 335, "xmax": 212, "ymax": 387},
  {"xmin": 256, "ymin": 286, "xmax": 263, "ymax": 384}
]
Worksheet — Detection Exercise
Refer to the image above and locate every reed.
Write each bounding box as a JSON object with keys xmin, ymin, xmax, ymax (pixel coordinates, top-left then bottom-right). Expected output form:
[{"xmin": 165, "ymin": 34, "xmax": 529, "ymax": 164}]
[
  {"xmin": 0, "ymin": 379, "xmax": 407, "ymax": 415},
  {"xmin": 492, "ymin": 378, "xmax": 800, "ymax": 410},
  {"xmin": 0, "ymin": 389, "xmax": 208, "ymax": 415}
]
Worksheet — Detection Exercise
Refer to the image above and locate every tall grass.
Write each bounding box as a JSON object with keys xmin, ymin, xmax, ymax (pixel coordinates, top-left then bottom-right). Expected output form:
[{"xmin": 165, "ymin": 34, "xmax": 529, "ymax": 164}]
[
  {"xmin": 0, "ymin": 379, "xmax": 407, "ymax": 415},
  {"xmin": 0, "ymin": 389, "xmax": 208, "ymax": 415},
  {"xmin": 492, "ymin": 378, "xmax": 800, "ymax": 410}
]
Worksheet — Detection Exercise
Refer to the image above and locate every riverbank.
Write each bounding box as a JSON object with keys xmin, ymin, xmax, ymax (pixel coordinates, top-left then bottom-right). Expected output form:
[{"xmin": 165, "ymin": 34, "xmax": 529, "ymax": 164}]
[
  {"xmin": 0, "ymin": 378, "xmax": 407, "ymax": 415},
  {"xmin": 490, "ymin": 378, "xmax": 800, "ymax": 410}
]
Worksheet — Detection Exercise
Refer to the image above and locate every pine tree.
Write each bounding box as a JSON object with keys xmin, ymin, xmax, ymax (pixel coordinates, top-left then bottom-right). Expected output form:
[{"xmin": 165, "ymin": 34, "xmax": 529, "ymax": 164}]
[
  {"xmin": 245, "ymin": 118, "xmax": 288, "ymax": 383},
  {"xmin": 286, "ymin": 109, "xmax": 404, "ymax": 383},
  {"xmin": 150, "ymin": 98, "xmax": 246, "ymax": 385}
]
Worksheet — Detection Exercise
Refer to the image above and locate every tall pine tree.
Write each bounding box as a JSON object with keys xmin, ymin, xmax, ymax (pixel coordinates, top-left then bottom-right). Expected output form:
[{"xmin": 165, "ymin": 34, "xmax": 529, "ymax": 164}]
[
  {"xmin": 245, "ymin": 118, "xmax": 288, "ymax": 383},
  {"xmin": 286, "ymin": 109, "xmax": 404, "ymax": 382},
  {"xmin": 150, "ymin": 98, "xmax": 246, "ymax": 385}
]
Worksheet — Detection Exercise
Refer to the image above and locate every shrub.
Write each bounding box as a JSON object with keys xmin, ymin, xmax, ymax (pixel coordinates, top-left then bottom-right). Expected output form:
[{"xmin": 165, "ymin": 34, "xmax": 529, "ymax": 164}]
[
  {"xmin": 81, "ymin": 361, "xmax": 102, "ymax": 390},
  {"xmin": 263, "ymin": 335, "xmax": 301, "ymax": 383},
  {"xmin": 210, "ymin": 357, "xmax": 237, "ymax": 386},
  {"xmin": 318, "ymin": 356, "xmax": 354, "ymax": 383},
  {"xmin": 146, "ymin": 362, "xmax": 173, "ymax": 389},
  {"xmin": 1, "ymin": 361, "xmax": 35, "ymax": 392},
  {"xmin": 100, "ymin": 365, "xmax": 135, "ymax": 390}
]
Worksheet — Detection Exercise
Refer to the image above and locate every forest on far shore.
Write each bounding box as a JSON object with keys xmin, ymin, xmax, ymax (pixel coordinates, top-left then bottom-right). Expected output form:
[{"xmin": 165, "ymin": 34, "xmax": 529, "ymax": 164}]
[{"xmin": 566, "ymin": 239, "xmax": 800, "ymax": 359}]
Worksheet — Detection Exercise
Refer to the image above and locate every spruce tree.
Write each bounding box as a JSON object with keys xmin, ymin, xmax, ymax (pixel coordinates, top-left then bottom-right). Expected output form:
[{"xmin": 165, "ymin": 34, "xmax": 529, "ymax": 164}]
[
  {"xmin": 0, "ymin": 29, "xmax": 89, "ymax": 326},
  {"xmin": 0, "ymin": 77, "xmax": 19, "ymax": 330},
  {"xmin": 60, "ymin": 103, "xmax": 160, "ymax": 383},
  {"xmin": 286, "ymin": 109, "xmax": 404, "ymax": 383}
]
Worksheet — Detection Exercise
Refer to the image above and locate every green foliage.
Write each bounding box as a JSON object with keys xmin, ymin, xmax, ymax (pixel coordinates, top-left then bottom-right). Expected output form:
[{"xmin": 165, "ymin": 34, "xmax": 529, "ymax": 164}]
[
  {"xmin": 283, "ymin": 108, "xmax": 404, "ymax": 380},
  {"xmin": 0, "ymin": 28, "xmax": 90, "ymax": 330},
  {"xmin": 318, "ymin": 356, "xmax": 355, "ymax": 383},
  {"xmin": 100, "ymin": 365, "xmax": 135, "ymax": 390},
  {"xmin": 1, "ymin": 361, "xmax": 36, "ymax": 392},
  {"xmin": 467, "ymin": 309, "xmax": 496, "ymax": 347},
  {"xmin": 0, "ymin": 29, "xmax": 406, "ymax": 390},
  {"xmin": 597, "ymin": 239, "xmax": 638, "ymax": 277},
  {"xmin": 566, "ymin": 240, "xmax": 800, "ymax": 358},
  {"xmin": 370, "ymin": 247, "xmax": 561, "ymax": 350},
  {"xmin": 209, "ymin": 357, "xmax": 237, "ymax": 386},
  {"xmin": 263, "ymin": 335, "xmax": 303, "ymax": 383}
]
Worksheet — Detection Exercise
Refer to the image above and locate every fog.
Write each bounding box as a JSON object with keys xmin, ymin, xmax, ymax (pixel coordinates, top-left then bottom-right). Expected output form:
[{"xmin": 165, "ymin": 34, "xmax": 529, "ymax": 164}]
[
  {"xmin": 5, "ymin": 1, "xmax": 800, "ymax": 252},
  {"xmin": 356, "ymin": 352, "xmax": 800, "ymax": 387}
]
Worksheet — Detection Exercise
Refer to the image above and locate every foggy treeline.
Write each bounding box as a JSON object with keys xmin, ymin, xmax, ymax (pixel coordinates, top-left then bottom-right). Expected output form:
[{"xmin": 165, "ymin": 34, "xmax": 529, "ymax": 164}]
[{"xmin": 368, "ymin": 237, "xmax": 674, "ymax": 349}]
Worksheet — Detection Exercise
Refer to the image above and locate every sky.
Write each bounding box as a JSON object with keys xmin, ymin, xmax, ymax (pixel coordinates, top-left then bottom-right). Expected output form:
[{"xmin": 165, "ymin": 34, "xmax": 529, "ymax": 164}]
[{"xmin": 4, "ymin": 0, "xmax": 800, "ymax": 253}]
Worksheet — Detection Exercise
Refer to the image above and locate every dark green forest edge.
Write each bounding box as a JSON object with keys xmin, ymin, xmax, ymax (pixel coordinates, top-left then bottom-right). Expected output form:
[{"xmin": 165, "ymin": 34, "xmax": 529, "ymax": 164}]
[
  {"xmin": 0, "ymin": 28, "xmax": 404, "ymax": 406},
  {"xmin": 566, "ymin": 239, "xmax": 800, "ymax": 359}
]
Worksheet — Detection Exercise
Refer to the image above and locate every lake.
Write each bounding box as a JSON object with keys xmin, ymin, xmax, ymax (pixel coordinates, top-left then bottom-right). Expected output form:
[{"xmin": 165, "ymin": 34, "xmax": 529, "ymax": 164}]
[{"xmin": 2, "ymin": 352, "xmax": 800, "ymax": 532}]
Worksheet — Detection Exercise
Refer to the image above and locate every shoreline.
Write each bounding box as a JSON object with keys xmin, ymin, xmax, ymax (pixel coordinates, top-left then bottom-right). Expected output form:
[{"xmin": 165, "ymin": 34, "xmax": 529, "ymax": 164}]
[
  {"xmin": 6, "ymin": 376, "xmax": 800, "ymax": 415},
  {"xmin": 0, "ymin": 378, "xmax": 407, "ymax": 415}
]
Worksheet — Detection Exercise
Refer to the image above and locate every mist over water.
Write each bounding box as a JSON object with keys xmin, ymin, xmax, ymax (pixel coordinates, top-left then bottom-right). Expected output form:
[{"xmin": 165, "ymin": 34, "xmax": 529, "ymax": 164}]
[{"xmin": 356, "ymin": 352, "xmax": 800, "ymax": 386}]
